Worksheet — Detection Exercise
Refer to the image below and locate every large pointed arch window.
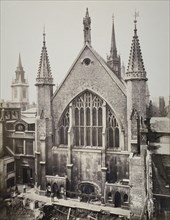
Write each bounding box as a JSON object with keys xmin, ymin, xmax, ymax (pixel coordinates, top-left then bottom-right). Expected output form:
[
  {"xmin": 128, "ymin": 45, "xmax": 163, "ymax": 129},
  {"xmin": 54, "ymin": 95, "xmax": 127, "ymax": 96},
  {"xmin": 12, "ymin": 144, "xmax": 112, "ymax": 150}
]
[
  {"xmin": 58, "ymin": 91, "xmax": 120, "ymax": 149},
  {"xmin": 73, "ymin": 92, "xmax": 103, "ymax": 147}
]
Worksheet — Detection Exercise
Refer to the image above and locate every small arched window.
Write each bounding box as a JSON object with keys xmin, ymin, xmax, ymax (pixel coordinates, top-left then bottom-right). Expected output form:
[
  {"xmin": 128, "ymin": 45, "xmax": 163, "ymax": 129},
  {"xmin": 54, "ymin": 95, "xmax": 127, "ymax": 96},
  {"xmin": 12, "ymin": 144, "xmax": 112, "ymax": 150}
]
[
  {"xmin": 107, "ymin": 109, "xmax": 120, "ymax": 149},
  {"xmin": 59, "ymin": 109, "xmax": 69, "ymax": 145}
]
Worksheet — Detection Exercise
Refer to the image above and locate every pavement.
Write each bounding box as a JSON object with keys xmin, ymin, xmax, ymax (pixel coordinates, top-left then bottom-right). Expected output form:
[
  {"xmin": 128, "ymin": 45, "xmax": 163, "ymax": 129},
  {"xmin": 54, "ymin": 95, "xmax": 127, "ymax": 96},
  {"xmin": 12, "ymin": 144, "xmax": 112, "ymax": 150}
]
[{"xmin": 22, "ymin": 187, "xmax": 130, "ymax": 218}]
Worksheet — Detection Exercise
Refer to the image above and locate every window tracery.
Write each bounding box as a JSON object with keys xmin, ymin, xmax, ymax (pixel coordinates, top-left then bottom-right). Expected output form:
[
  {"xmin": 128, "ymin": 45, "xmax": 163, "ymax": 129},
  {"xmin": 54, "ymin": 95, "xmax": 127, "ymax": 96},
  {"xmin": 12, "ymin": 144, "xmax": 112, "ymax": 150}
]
[
  {"xmin": 107, "ymin": 109, "xmax": 119, "ymax": 148},
  {"xmin": 59, "ymin": 109, "xmax": 69, "ymax": 145},
  {"xmin": 58, "ymin": 91, "xmax": 120, "ymax": 149},
  {"xmin": 73, "ymin": 92, "xmax": 103, "ymax": 147}
]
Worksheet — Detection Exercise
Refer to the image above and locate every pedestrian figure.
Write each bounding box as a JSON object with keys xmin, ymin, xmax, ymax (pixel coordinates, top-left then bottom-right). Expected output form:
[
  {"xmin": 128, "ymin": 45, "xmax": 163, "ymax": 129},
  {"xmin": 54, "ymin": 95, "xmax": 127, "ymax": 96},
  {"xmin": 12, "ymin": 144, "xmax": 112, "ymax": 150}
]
[
  {"xmin": 46, "ymin": 184, "xmax": 51, "ymax": 197},
  {"xmin": 15, "ymin": 185, "xmax": 18, "ymax": 194},
  {"xmin": 23, "ymin": 185, "xmax": 26, "ymax": 193}
]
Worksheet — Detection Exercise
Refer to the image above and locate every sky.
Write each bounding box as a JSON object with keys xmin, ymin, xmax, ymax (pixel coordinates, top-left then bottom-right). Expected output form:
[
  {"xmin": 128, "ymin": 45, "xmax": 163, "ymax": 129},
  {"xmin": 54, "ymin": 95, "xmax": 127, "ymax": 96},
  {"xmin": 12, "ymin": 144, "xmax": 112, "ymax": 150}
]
[{"xmin": 0, "ymin": 0, "xmax": 169, "ymax": 103}]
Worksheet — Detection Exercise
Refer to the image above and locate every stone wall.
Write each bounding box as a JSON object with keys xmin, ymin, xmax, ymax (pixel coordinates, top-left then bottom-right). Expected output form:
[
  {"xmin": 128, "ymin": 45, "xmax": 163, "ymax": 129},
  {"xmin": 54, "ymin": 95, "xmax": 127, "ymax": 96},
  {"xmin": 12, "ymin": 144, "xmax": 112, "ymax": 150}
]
[
  {"xmin": 106, "ymin": 153, "xmax": 129, "ymax": 182},
  {"xmin": 52, "ymin": 46, "xmax": 127, "ymax": 149},
  {"xmin": 129, "ymin": 153, "xmax": 147, "ymax": 219},
  {"xmin": 52, "ymin": 147, "xmax": 129, "ymax": 193}
]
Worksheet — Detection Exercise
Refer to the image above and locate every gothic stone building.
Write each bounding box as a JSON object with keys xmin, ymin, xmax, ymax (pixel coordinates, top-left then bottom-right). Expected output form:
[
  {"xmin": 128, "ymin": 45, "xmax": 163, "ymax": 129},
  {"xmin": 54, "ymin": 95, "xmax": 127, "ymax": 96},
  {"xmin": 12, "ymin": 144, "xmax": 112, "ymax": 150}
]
[{"xmin": 33, "ymin": 9, "xmax": 169, "ymax": 219}]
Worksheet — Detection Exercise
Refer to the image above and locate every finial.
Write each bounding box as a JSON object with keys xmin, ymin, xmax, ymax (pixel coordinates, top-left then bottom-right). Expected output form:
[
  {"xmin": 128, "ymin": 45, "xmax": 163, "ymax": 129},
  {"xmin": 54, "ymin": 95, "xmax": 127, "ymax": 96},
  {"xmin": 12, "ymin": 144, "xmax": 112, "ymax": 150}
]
[
  {"xmin": 43, "ymin": 25, "xmax": 46, "ymax": 46},
  {"xmin": 112, "ymin": 13, "xmax": 114, "ymax": 23},
  {"xmin": 18, "ymin": 53, "xmax": 22, "ymax": 67},
  {"xmin": 134, "ymin": 10, "xmax": 139, "ymax": 34},
  {"xmin": 83, "ymin": 8, "xmax": 91, "ymax": 45},
  {"xmin": 86, "ymin": 8, "xmax": 89, "ymax": 17}
]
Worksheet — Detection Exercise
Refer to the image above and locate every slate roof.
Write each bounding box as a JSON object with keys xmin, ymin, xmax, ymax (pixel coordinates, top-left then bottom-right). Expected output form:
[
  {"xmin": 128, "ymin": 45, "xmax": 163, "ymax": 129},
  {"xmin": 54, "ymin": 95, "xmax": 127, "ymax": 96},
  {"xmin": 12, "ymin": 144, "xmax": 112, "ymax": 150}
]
[
  {"xmin": 150, "ymin": 117, "xmax": 170, "ymax": 133},
  {"xmin": 152, "ymin": 154, "xmax": 170, "ymax": 196},
  {"xmin": 126, "ymin": 25, "xmax": 146, "ymax": 75},
  {"xmin": 37, "ymin": 33, "xmax": 52, "ymax": 79}
]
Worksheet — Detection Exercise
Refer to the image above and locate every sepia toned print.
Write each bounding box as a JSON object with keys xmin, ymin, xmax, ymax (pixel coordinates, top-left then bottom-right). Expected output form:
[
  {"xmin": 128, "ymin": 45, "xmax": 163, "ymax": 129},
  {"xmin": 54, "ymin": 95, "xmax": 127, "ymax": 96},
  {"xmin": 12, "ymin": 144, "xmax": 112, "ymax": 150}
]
[{"xmin": 0, "ymin": 1, "xmax": 169, "ymax": 220}]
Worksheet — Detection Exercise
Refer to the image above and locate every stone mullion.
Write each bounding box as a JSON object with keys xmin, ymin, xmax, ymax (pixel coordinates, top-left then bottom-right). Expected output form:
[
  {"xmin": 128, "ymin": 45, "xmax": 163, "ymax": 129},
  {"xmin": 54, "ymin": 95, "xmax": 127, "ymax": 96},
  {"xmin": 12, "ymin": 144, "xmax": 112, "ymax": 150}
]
[
  {"xmin": 96, "ymin": 107, "xmax": 99, "ymax": 146},
  {"xmin": 112, "ymin": 126, "xmax": 115, "ymax": 148},
  {"xmin": 68, "ymin": 103, "xmax": 73, "ymax": 163},
  {"xmin": 23, "ymin": 139, "xmax": 26, "ymax": 155},
  {"xmin": 79, "ymin": 108, "xmax": 81, "ymax": 146},
  {"xmin": 84, "ymin": 94, "xmax": 86, "ymax": 146},
  {"xmin": 13, "ymin": 139, "xmax": 15, "ymax": 153},
  {"xmin": 102, "ymin": 101, "xmax": 106, "ymax": 150},
  {"xmin": 90, "ymin": 93, "xmax": 93, "ymax": 146},
  {"xmin": 101, "ymin": 101, "xmax": 107, "ymax": 197}
]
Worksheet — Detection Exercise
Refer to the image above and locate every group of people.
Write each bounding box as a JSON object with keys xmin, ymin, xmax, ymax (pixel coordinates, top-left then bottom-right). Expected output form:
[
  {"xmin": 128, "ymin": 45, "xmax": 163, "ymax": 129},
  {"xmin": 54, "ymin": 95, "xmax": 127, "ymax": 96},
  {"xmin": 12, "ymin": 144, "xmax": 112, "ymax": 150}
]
[{"xmin": 46, "ymin": 184, "xmax": 66, "ymax": 200}]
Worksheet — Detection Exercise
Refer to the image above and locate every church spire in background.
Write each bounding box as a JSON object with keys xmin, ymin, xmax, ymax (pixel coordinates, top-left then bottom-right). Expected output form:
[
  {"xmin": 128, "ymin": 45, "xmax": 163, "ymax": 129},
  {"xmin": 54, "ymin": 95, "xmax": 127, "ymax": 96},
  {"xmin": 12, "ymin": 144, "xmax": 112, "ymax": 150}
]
[
  {"xmin": 15, "ymin": 53, "xmax": 25, "ymax": 83},
  {"xmin": 110, "ymin": 14, "xmax": 117, "ymax": 59},
  {"xmin": 107, "ymin": 14, "xmax": 121, "ymax": 78},
  {"xmin": 83, "ymin": 8, "xmax": 91, "ymax": 46},
  {"xmin": 18, "ymin": 53, "xmax": 23, "ymax": 69},
  {"xmin": 11, "ymin": 53, "xmax": 29, "ymax": 110}
]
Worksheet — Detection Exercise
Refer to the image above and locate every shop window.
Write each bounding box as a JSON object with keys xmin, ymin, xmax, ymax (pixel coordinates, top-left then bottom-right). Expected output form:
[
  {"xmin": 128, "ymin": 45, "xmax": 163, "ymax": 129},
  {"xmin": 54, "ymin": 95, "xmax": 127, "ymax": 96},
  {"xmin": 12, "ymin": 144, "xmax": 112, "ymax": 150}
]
[
  {"xmin": 25, "ymin": 140, "xmax": 33, "ymax": 155},
  {"xmin": 15, "ymin": 139, "xmax": 23, "ymax": 154},
  {"xmin": 7, "ymin": 162, "xmax": 14, "ymax": 173},
  {"xmin": 28, "ymin": 124, "xmax": 35, "ymax": 131}
]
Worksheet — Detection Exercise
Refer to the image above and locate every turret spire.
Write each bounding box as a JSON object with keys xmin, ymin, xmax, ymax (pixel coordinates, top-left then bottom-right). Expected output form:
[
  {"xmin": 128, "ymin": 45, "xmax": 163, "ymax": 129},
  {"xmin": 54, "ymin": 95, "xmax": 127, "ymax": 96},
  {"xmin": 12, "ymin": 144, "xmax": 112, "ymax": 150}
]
[
  {"xmin": 125, "ymin": 13, "xmax": 147, "ymax": 80},
  {"xmin": 36, "ymin": 30, "xmax": 53, "ymax": 84},
  {"xmin": 83, "ymin": 8, "xmax": 91, "ymax": 46}
]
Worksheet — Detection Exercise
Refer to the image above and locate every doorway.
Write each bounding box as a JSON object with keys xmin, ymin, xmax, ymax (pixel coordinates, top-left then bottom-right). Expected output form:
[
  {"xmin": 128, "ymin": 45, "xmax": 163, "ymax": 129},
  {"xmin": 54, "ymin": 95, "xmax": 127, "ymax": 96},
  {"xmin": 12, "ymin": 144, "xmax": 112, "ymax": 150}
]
[
  {"xmin": 23, "ymin": 167, "xmax": 29, "ymax": 184},
  {"xmin": 114, "ymin": 191, "xmax": 121, "ymax": 207}
]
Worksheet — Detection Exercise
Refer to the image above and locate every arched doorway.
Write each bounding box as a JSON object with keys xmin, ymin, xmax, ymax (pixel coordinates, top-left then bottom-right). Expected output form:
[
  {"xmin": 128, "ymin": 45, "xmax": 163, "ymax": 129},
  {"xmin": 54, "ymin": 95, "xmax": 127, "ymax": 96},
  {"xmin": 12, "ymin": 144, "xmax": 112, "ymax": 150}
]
[
  {"xmin": 78, "ymin": 181, "xmax": 101, "ymax": 194},
  {"xmin": 79, "ymin": 183, "xmax": 95, "ymax": 194},
  {"xmin": 114, "ymin": 191, "xmax": 121, "ymax": 207}
]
